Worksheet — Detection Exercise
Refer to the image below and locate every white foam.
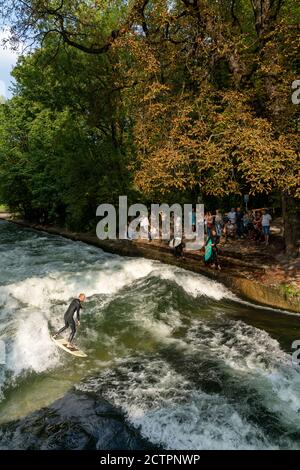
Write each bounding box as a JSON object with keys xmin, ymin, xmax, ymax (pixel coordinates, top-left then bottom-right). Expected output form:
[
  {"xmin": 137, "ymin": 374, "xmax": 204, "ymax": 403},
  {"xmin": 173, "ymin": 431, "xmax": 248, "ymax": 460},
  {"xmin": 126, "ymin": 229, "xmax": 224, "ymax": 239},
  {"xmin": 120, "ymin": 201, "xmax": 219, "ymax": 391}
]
[
  {"xmin": 79, "ymin": 358, "xmax": 274, "ymax": 450},
  {"xmin": 158, "ymin": 268, "xmax": 234, "ymax": 300},
  {"xmin": 131, "ymin": 303, "xmax": 182, "ymax": 340},
  {"xmin": 6, "ymin": 309, "xmax": 60, "ymax": 378},
  {"xmin": 186, "ymin": 319, "xmax": 300, "ymax": 429},
  {"xmin": 0, "ymin": 258, "xmax": 155, "ymax": 306},
  {"xmin": 126, "ymin": 391, "xmax": 273, "ymax": 450},
  {"xmin": 76, "ymin": 313, "xmax": 300, "ymax": 450}
]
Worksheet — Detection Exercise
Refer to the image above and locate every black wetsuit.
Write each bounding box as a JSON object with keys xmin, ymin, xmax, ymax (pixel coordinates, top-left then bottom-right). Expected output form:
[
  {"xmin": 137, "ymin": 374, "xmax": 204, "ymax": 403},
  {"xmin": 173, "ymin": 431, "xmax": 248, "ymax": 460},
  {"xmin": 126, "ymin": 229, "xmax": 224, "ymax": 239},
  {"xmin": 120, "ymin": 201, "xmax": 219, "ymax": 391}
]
[{"xmin": 55, "ymin": 299, "xmax": 82, "ymax": 343}]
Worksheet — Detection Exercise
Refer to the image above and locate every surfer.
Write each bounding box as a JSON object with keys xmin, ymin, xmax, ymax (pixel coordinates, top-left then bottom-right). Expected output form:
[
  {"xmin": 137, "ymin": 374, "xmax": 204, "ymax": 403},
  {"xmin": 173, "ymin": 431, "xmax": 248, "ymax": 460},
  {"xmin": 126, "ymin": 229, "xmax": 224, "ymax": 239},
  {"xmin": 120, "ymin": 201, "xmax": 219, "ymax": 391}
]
[{"xmin": 53, "ymin": 293, "xmax": 86, "ymax": 348}]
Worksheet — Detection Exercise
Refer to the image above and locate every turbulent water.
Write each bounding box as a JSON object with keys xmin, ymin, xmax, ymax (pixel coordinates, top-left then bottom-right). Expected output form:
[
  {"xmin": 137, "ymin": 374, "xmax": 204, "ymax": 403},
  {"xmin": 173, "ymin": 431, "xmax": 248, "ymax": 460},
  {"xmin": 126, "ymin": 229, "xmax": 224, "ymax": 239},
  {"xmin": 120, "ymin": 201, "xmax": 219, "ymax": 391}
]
[{"xmin": 0, "ymin": 220, "xmax": 299, "ymax": 450}]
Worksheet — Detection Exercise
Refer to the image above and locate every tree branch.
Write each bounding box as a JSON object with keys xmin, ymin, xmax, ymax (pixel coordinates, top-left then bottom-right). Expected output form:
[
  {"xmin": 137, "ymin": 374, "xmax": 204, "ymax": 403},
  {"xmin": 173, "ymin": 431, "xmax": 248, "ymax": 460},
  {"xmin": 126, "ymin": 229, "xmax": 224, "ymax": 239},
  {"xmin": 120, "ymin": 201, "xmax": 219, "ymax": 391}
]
[{"xmin": 230, "ymin": 0, "xmax": 242, "ymax": 32}]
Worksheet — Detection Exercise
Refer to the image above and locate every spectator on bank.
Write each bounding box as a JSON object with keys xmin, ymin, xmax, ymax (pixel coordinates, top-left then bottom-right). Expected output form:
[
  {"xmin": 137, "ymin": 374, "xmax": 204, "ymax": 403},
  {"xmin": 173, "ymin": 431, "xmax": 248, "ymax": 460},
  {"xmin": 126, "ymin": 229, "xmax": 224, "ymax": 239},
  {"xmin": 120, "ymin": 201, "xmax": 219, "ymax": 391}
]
[
  {"xmin": 227, "ymin": 208, "xmax": 237, "ymax": 225},
  {"xmin": 262, "ymin": 208, "xmax": 272, "ymax": 246},
  {"xmin": 205, "ymin": 228, "xmax": 221, "ymax": 270},
  {"xmin": 212, "ymin": 228, "xmax": 221, "ymax": 270},
  {"xmin": 243, "ymin": 211, "xmax": 253, "ymax": 235},
  {"xmin": 236, "ymin": 207, "xmax": 244, "ymax": 238},
  {"xmin": 128, "ymin": 218, "xmax": 138, "ymax": 240},
  {"xmin": 140, "ymin": 214, "xmax": 150, "ymax": 241},
  {"xmin": 252, "ymin": 211, "xmax": 263, "ymax": 242},
  {"xmin": 169, "ymin": 237, "xmax": 184, "ymax": 258},
  {"xmin": 222, "ymin": 220, "xmax": 228, "ymax": 243},
  {"xmin": 206, "ymin": 212, "xmax": 214, "ymax": 238},
  {"xmin": 215, "ymin": 209, "xmax": 223, "ymax": 238},
  {"xmin": 190, "ymin": 207, "xmax": 196, "ymax": 232},
  {"xmin": 174, "ymin": 214, "xmax": 182, "ymax": 239},
  {"xmin": 223, "ymin": 209, "xmax": 235, "ymax": 239},
  {"xmin": 227, "ymin": 220, "xmax": 236, "ymax": 239}
]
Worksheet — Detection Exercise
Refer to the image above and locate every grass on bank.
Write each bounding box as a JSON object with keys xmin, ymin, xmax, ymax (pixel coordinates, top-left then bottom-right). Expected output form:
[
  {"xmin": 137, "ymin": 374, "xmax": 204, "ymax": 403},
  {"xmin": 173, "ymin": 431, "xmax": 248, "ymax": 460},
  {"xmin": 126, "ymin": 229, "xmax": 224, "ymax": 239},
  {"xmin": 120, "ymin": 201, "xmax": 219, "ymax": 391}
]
[{"xmin": 280, "ymin": 283, "xmax": 300, "ymax": 299}]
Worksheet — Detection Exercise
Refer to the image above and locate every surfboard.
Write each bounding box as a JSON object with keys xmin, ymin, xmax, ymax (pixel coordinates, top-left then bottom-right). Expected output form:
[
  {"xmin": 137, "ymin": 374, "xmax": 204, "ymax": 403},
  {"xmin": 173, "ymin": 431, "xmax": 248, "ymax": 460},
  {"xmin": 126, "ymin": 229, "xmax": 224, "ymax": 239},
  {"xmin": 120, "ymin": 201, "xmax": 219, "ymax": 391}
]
[{"xmin": 51, "ymin": 336, "xmax": 87, "ymax": 358}]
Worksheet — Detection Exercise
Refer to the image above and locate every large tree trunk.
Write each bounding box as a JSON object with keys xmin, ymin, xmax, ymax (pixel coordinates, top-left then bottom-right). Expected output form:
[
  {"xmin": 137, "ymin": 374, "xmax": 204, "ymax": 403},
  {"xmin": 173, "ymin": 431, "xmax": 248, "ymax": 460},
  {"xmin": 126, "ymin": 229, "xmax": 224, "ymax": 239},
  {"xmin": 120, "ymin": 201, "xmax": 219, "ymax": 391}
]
[
  {"xmin": 282, "ymin": 194, "xmax": 300, "ymax": 257},
  {"xmin": 250, "ymin": 0, "xmax": 283, "ymax": 37}
]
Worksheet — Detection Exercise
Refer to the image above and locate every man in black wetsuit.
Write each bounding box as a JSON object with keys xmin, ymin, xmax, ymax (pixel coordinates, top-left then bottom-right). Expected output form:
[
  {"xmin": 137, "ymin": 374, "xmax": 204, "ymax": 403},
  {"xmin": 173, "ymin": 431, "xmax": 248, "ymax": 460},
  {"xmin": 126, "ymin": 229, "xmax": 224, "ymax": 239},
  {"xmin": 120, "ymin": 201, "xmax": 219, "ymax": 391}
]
[{"xmin": 53, "ymin": 293, "xmax": 86, "ymax": 348}]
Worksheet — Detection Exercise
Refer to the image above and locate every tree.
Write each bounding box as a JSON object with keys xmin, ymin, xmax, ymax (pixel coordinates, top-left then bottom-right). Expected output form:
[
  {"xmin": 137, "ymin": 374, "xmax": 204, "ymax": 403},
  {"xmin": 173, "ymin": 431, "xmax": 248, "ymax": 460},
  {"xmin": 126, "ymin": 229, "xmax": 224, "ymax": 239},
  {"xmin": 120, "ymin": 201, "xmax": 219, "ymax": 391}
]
[
  {"xmin": 0, "ymin": 32, "xmax": 135, "ymax": 228},
  {"xmin": 0, "ymin": 0, "xmax": 299, "ymax": 253},
  {"xmin": 129, "ymin": 0, "xmax": 300, "ymax": 254}
]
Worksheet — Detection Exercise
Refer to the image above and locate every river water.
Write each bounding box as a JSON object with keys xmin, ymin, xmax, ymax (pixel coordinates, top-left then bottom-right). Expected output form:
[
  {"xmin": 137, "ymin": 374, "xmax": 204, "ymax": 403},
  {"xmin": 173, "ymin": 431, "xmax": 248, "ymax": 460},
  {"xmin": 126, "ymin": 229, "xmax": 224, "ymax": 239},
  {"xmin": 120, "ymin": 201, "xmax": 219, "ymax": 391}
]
[{"xmin": 0, "ymin": 220, "xmax": 299, "ymax": 450}]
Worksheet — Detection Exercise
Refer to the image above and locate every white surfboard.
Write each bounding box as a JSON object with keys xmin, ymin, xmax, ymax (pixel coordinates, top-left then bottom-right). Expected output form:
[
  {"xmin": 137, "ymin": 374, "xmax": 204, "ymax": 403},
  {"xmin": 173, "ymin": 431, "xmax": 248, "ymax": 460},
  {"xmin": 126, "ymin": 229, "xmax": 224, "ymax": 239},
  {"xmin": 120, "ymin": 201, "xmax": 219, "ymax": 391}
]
[{"xmin": 51, "ymin": 336, "xmax": 87, "ymax": 358}]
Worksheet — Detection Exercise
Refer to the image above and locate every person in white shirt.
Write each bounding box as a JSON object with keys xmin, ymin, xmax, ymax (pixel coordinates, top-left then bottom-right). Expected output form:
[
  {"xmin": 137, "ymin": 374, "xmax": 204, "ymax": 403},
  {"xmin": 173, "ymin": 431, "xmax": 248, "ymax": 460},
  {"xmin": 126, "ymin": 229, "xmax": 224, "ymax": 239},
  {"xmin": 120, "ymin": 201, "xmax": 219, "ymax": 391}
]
[
  {"xmin": 227, "ymin": 208, "xmax": 236, "ymax": 225},
  {"xmin": 262, "ymin": 209, "xmax": 272, "ymax": 245}
]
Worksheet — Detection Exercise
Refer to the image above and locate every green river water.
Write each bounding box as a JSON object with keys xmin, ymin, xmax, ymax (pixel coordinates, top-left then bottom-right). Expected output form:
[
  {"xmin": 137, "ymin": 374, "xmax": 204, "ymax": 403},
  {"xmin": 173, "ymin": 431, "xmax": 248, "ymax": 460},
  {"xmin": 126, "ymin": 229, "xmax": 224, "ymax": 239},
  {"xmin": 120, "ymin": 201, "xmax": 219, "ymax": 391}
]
[{"xmin": 0, "ymin": 220, "xmax": 299, "ymax": 450}]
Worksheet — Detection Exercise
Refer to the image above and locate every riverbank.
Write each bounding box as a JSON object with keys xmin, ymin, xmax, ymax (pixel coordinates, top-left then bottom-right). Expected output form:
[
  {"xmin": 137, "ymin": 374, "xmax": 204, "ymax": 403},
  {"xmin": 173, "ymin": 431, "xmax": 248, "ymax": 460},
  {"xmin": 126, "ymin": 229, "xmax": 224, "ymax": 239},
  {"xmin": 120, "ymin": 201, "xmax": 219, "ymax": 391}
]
[{"xmin": 0, "ymin": 213, "xmax": 299, "ymax": 313}]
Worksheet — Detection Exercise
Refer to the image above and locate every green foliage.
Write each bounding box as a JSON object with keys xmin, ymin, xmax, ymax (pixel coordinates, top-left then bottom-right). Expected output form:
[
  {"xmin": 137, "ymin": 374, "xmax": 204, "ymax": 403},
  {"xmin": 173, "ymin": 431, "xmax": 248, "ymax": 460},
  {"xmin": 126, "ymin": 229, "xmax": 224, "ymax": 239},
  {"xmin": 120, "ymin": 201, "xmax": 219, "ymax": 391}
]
[
  {"xmin": 280, "ymin": 283, "xmax": 300, "ymax": 299},
  {"xmin": 0, "ymin": 37, "xmax": 134, "ymax": 229}
]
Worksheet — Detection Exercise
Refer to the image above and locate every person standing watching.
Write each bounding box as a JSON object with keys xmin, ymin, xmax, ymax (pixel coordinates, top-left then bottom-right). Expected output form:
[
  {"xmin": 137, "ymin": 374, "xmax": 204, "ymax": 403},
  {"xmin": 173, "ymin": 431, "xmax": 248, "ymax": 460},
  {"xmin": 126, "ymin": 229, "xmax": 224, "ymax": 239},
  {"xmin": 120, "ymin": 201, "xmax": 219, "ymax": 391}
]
[
  {"xmin": 262, "ymin": 209, "xmax": 272, "ymax": 246},
  {"xmin": 236, "ymin": 207, "xmax": 244, "ymax": 238}
]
